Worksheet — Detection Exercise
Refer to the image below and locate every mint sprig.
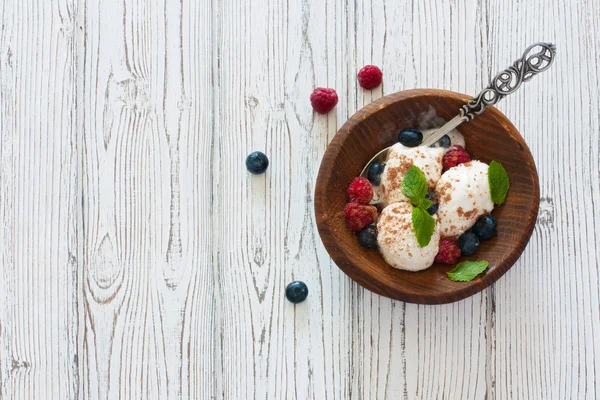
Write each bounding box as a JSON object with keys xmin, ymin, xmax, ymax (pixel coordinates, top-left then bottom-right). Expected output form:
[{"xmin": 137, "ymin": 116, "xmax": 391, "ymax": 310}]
[
  {"xmin": 447, "ymin": 261, "xmax": 489, "ymax": 282},
  {"xmin": 402, "ymin": 165, "xmax": 435, "ymax": 247},
  {"xmin": 488, "ymin": 161, "xmax": 510, "ymax": 204}
]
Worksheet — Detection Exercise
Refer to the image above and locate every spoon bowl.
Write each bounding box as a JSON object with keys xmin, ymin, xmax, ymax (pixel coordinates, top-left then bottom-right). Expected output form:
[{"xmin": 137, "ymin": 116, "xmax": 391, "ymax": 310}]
[{"xmin": 314, "ymin": 89, "xmax": 539, "ymax": 304}]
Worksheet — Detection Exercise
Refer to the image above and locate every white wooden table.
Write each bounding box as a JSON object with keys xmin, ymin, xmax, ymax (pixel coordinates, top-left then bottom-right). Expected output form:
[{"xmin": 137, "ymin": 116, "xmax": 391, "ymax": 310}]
[{"xmin": 1, "ymin": 0, "xmax": 599, "ymax": 398}]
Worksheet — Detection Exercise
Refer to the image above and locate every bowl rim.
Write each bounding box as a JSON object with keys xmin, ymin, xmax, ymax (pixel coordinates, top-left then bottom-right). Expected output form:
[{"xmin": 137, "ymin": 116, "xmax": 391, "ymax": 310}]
[{"xmin": 314, "ymin": 89, "xmax": 540, "ymax": 304}]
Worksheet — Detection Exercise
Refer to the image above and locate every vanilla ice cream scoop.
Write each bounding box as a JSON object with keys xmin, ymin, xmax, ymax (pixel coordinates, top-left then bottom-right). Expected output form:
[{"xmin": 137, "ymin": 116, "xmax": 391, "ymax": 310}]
[
  {"xmin": 435, "ymin": 160, "xmax": 494, "ymax": 237},
  {"xmin": 379, "ymin": 145, "xmax": 444, "ymax": 205},
  {"xmin": 377, "ymin": 202, "xmax": 440, "ymax": 271}
]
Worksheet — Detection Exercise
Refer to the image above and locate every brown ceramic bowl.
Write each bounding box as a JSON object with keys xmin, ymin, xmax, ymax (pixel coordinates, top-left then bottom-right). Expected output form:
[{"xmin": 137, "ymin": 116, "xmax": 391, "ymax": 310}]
[{"xmin": 314, "ymin": 89, "xmax": 539, "ymax": 304}]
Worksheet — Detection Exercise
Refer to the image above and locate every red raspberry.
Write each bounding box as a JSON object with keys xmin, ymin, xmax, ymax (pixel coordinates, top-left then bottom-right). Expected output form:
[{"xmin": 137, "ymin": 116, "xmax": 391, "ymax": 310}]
[
  {"xmin": 344, "ymin": 203, "xmax": 378, "ymax": 232},
  {"xmin": 442, "ymin": 145, "xmax": 471, "ymax": 170},
  {"xmin": 434, "ymin": 238, "xmax": 462, "ymax": 264},
  {"xmin": 310, "ymin": 87, "xmax": 338, "ymax": 114},
  {"xmin": 347, "ymin": 177, "xmax": 373, "ymax": 204},
  {"xmin": 357, "ymin": 65, "xmax": 383, "ymax": 89}
]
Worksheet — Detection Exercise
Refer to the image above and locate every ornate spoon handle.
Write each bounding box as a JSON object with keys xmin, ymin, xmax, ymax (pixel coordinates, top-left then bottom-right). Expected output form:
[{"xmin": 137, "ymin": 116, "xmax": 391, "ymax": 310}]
[
  {"xmin": 420, "ymin": 42, "xmax": 556, "ymax": 147},
  {"xmin": 460, "ymin": 42, "xmax": 557, "ymax": 120}
]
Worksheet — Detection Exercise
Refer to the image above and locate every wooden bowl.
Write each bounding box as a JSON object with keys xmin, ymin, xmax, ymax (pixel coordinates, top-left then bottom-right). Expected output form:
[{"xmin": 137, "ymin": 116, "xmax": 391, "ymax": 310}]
[{"xmin": 314, "ymin": 89, "xmax": 539, "ymax": 304}]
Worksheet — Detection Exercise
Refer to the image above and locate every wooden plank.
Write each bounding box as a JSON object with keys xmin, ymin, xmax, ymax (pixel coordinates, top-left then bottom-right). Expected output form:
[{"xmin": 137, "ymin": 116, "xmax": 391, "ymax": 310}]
[
  {"xmin": 179, "ymin": 0, "xmax": 218, "ymax": 397},
  {"xmin": 77, "ymin": 0, "xmax": 215, "ymax": 397},
  {"xmin": 214, "ymin": 0, "xmax": 358, "ymax": 397},
  {"xmin": 0, "ymin": 0, "xmax": 79, "ymax": 398}
]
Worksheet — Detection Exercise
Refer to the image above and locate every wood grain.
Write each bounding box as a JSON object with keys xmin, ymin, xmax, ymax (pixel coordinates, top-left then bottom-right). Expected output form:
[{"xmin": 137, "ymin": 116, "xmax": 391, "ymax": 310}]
[
  {"xmin": 0, "ymin": 0, "xmax": 79, "ymax": 398},
  {"xmin": 0, "ymin": 0, "xmax": 598, "ymax": 398}
]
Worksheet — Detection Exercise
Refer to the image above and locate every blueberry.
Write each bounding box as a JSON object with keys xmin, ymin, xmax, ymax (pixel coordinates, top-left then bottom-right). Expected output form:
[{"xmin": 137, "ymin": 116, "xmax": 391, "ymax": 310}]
[
  {"xmin": 471, "ymin": 214, "xmax": 497, "ymax": 240},
  {"xmin": 430, "ymin": 134, "xmax": 451, "ymax": 149},
  {"xmin": 458, "ymin": 232, "xmax": 480, "ymax": 256},
  {"xmin": 285, "ymin": 281, "xmax": 309, "ymax": 304},
  {"xmin": 246, "ymin": 151, "xmax": 269, "ymax": 174},
  {"xmin": 425, "ymin": 191, "xmax": 439, "ymax": 215},
  {"xmin": 367, "ymin": 162, "xmax": 386, "ymax": 186},
  {"xmin": 398, "ymin": 129, "xmax": 423, "ymax": 147},
  {"xmin": 358, "ymin": 225, "xmax": 378, "ymax": 248}
]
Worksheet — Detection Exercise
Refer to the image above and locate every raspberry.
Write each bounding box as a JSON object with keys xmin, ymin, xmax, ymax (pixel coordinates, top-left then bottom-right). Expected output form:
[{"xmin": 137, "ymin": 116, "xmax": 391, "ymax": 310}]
[
  {"xmin": 442, "ymin": 145, "xmax": 471, "ymax": 170},
  {"xmin": 357, "ymin": 65, "xmax": 383, "ymax": 89},
  {"xmin": 434, "ymin": 238, "xmax": 462, "ymax": 264},
  {"xmin": 310, "ymin": 87, "xmax": 338, "ymax": 114},
  {"xmin": 347, "ymin": 177, "xmax": 373, "ymax": 204},
  {"xmin": 344, "ymin": 203, "xmax": 378, "ymax": 232}
]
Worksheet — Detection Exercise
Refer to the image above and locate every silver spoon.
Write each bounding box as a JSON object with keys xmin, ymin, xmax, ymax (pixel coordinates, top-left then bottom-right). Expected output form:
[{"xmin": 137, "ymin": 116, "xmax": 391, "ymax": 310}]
[{"xmin": 361, "ymin": 42, "xmax": 557, "ymax": 180}]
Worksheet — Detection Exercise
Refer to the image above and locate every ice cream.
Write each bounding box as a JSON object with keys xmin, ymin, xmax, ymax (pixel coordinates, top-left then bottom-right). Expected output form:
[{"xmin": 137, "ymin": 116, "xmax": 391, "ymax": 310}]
[
  {"xmin": 379, "ymin": 145, "xmax": 444, "ymax": 205},
  {"xmin": 445, "ymin": 129, "xmax": 466, "ymax": 149},
  {"xmin": 435, "ymin": 160, "xmax": 494, "ymax": 237},
  {"xmin": 360, "ymin": 128, "xmax": 498, "ymax": 271},
  {"xmin": 377, "ymin": 202, "xmax": 440, "ymax": 271}
]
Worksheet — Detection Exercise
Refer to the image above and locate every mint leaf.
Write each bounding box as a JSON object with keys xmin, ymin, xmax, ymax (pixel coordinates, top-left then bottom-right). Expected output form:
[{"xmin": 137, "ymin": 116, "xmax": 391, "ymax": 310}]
[
  {"xmin": 447, "ymin": 261, "xmax": 489, "ymax": 282},
  {"xmin": 419, "ymin": 198, "xmax": 433, "ymax": 210},
  {"xmin": 488, "ymin": 161, "xmax": 510, "ymax": 204},
  {"xmin": 412, "ymin": 207, "xmax": 436, "ymax": 247},
  {"xmin": 402, "ymin": 165, "xmax": 428, "ymax": 206},
  {"xmin": 403, "ymin": 165, "xmax": 435, "ymax": 247}
]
